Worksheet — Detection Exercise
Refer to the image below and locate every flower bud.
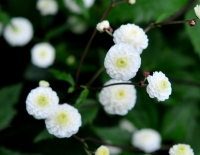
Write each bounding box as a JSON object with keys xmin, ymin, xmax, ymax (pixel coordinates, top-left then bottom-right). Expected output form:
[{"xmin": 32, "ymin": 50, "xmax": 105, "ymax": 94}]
[
  {"xmin": 139, "ymin": 81, "xmax": 144, "ymax": 86},
  {"xmin": 143, "ymin": 71, "xmax": 150, "ymax": 77},
  {"xmin": 128, "ymin": 0, "xmax": 136, "ymax": 5},
  {"xmin": 189, "ymin": 20, "xmax": 196, "ymax": 26},
  {"xmin": 96, "ymin": 20, "xmax": 110, "ymax": 32},
  {"xmin": 39, "ymin": 80, "xmax": 50, "ymax": 87}
]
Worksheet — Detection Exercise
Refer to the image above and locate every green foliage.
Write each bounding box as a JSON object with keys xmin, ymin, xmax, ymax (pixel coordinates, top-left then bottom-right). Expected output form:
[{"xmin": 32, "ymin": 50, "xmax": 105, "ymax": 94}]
[
  {"xmin": 34, "ymin": 129, "xmax": 54, "ymax": 143},
  {"xmin": 74, "ymin": 88, "xmax": 89, "ymax": 108}
]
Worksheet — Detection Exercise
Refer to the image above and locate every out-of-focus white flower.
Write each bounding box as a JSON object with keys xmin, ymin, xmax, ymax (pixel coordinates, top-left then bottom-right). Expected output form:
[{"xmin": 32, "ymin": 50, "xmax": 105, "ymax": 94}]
[
  {"xmin": 67, "ymin": 16, "xmax": 87, "ymax": 34},
  {"xmin": 99, "ymin": 79, "xmax": 137, "ymax": 115},
  {"xmin": 36, "ymin": 0, "xmax": 58, "ymax": 15},
  {"xmin": 113, "ymin": 23, "xmax": 148, "ymax": 54},
  {"xmin": 0, "ymin": 23, "xmax": 3, "ymax": 35},
  {"xmin": 45, "ymin": 103, "xmax": 82, "ymax": 138},
  {"xmin": 132, "ymin": 128, "xmax": 161, "ymax": 153},
  {"xmin": 194, "ymin": 5, "xmax": 200, "ymax": 19},
  {"xmin": 169, "ymin": 144, "xmax": 194, "ymax": 155},
  {"xmin": 96, "ymin": 20, "xmax": 110, "ymax": 32},
  {"xmin": 3, "ymin": 17, "xmax": 33, "ymax": 46},
  {"xmin": 63, "ymin": 0, "xmax": 95, "ymax": 14},
  {"xmin": 66, "ymin": 55, "xmax": 75, "ymax": 65},
  {"xmin": 119, "ymin": 119, "xmax": 135, "ymax": 132},
  {"xmin": 95, "ymin": 145, "xmax": 110, "ymax": 155},
  {"xmin": 104, "ymin": 43, "xmax": 141, "ymax": 81},
  {"xmin": 128, "ymin": 0, "xmax": 136, "ymax": 5},
  {"xmin": 39, "ymin": 80, "xmax": 50, "ymax": 87},
  {"xmin": 106, "ymin": 145, "xmax": 121, "ymax": 155},
  {"xmin": 31, "ymin": 42, "xmax": 55, "ymax": 68},
  {"xmin": 26, "ymin": 87, "xmax": 59, "ymax": 119},
  {"xmin": 146, "ymin": 71, "xmax": 172, "ymax": 101}
]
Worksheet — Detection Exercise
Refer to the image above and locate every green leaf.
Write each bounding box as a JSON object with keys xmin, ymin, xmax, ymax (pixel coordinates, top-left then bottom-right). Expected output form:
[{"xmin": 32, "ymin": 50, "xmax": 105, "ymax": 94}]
[
  {"xmin": 156, "ymin": 12, "xmax": 173, "ymax": 23},
  {"xmin": 49, "ymin": 69, "xmax": 75, "ymax": 86},
  {"xmin": 34, "ymin": 129, "xmax": 54, "ymax": 143},
  {"xmin": 0, "ymin": 8, "xmax": 10, "ymax": 24},
  {"xmin": 74, "ymin": 89, "xmax": 89, "ymax": 108},
  {"xmin": 67, "ymin": 86, "xmax": 74, "ymax": 93}
]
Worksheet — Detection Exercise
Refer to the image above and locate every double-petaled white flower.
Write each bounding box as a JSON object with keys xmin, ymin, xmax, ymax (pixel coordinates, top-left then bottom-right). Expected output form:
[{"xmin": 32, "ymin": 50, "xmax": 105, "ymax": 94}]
[
  {"xmin": 194, "ymin": 5, "xmax": 200, "ymax": 19},
  {"xmin": 64, "ymin": 0, "xmax": 95, "ymax": 14},
  {"xmin": 95, "ymin": 145, "xmax": 110, "ymax": 155},
  {"xmin": 99, "ymin": 79, "xmax": 137, "ymax": 115},
  {"xmin": 113, "ymin": 23, "xmax": 148, "ymax": 54},
  {"xmin": 146, "ymin": 71, "xmax": 172, "ymax": 101},
  {"xmin": 169, "ymin": 144, "xmax": 194, "ymax": 155},
  {"xmin": 96, "ymin": 20, "xmax": 110, "ymax": 32},
  {"xmin": 26, "ymin": 87, "xmax": 59, "ymax": 119},
  {"xmin": 3, "ymin": 17, "xmax": 33, "ymax": 46},
  {"xmin": 132, "ymin": 128, "xmax": 161, "ymax": 153},
  {"xmin": 45, "ymin": 103, "xmax": 82, "ymax": 138},
  {"xmin": 31, "ymin": 42, "xmax": 55, "ymax": 68},
  {"xmin": 36, "ymin": 0, "xmax": 58, "ymax": 15},
  {"xmin": 104, "ymin": 43, "xmax": 141, "ymax": 81}
]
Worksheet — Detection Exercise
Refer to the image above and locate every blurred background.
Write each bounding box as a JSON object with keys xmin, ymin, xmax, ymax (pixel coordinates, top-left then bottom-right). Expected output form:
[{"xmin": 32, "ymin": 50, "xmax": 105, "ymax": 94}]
[{"xmin": 0, "ymin": 0, "xmax": 200, "ymax": 154}]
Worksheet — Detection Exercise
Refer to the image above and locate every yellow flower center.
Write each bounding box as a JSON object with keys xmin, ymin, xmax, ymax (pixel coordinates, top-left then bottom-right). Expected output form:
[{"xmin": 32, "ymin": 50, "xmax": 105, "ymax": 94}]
[
  {"xmin": 160, "ymin": 80, "xmax": 168, "ymax": 90},
  {"xmin": 115, "ymin": 89, "xmax": 126, "ymax": 100},
  {"xmin": 96, "ymin": 146, "xmax": 109, "ymax": 155},
  {"xmin": 40, "ymin": 50, "xmax": 47, "ymax": 58},
  {"xmin": 56, "ymin": 112, "xmax": 70, "ymax": 126},
  {"xmin": 176, "ymin": 146, "xmax": 188, "ymax": 155},
  {"xmin": 116, "ymin": 58, "xmax": 128, "ymax": 68},
  {"xmin": 37, "ymin": 95, "xmax": 49, "ymax": 107},
  {"xmin": 132, "ymin": 29, "xmax": 138, "ymax": 34}
]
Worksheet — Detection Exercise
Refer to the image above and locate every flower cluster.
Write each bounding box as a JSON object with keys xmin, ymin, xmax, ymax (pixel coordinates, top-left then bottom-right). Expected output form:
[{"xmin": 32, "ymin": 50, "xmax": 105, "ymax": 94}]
[{"xmin": 26, "ymin": 81, "xmax": 81, "ymax": 138}]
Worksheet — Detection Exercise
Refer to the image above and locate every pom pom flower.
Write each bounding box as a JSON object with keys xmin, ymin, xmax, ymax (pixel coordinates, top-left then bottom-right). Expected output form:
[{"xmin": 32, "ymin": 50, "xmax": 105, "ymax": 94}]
[
  {"xmin": 36, "ymin": 0, "xmax": 58, "ymax": 15},
  {"xmin": 45, "ymin": 103, "xmax": 82, "ymax": 138},
  {"xmin": 104, "ymin": 43, "xmax": 141, "ymax": 81},
  {"xmin": 113, "ymin": 23, "xmax": 148, "ymax": 54},
  {"xmin": 95, "ymin": 145, "xmax": 110, "ymax": 155},
  {"xmin": 26, "ymin": 87, "xmax": 59, "ymax": 119},
  {"xmin": 96, "ymin": 20, "xmax": 110, "ymax": 32},
  {"xmin": 31, "ymin": 42, "xmax": 55, "ymax": 68},
  {"xmin": 99, "ymin": 79, "xmax": 137, "ymax": 115},
  {"xmin": 169, "ymin": 144, "xmax": 194, "ymax": 155},
  {"xmin": 146, "ymin": 71, "xmax": 172, "ymax": 101},
  {"xmin": 3, "ymin": 17, "xmax": 33, "ymax": 46},
  {"xmin": 132, "ymin": 128, "xmax": 161, "ymax": 153},
  {"xmin": 194, "ymin": 4, "xmax": 200, "ymax": 19}
]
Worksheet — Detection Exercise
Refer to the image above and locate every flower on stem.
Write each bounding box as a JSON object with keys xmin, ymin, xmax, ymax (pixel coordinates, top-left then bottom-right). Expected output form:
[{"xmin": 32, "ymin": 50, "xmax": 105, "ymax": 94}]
[
  {"xmin": 146, "ymin": 71, "xmax": 172, "ymax": 101},
  {"xmin": 113, "ymin": 23, "xmax": 148, "ymax": 54},
  {"xmin": 104, "ymin": 43, "xmax": 141, "ymax": 81},
  {"xmin": 99, "ymin": 79, "xmax": 137, "ymax": 115},
  {"xmin": 26, "ymin": 87, "xmax": 59, "ymax": 119},
  {"xmin": 31, "ymin": 42, "xmax": 55, "ymax": 68},
  {"xmin": 194, "ymin": 4, "xmax": 200, "ymax": 19},
  {"xmin": 169, "ymin": 144, "xmax": 194, "ymax": 155},
  {"xmin": 45, "ymin": 103, "xmax": 82, "ymax": 138},
  {"xmin": 36, "ymin": 0, "xmax": 58, "ymax": 15},
  {"xmin": 128, "ymin": 0, "xmax": 136, "ymax": 5},
  {"xmin": 189, "ymin": 19, "xmax": 196, "ymax": 26},
  {"xmin": 95, "ymin": 145, "xmax": 110, "ymax": 155},
  {"xmin": 3, "ymin": 17, "xmax": 33, "ymax": 46},
  {"xmin": 96, "ymin": 20, "xmax": 111, "ymax": 33},
  {"xmin": 143, "ymin": 71, "xmax": 150, "ymax": 77},
  {"xmin": 132, "ymin": 128, "xmax": 161, "ymax": 153}
]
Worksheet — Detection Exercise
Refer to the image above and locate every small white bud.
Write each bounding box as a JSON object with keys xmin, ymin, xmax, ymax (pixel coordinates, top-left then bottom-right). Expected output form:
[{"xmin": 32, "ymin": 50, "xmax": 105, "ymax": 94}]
[
  {"xmin": 128, "ymin": 0, "xmax": 136, "ymax": 5},
  {"xmin": 39, "ymin": 80, "xmax": 50, "ymax": 87},
  {"xmin": 96, "ymin": 20, "xmax": 110, "ymax": 32}
]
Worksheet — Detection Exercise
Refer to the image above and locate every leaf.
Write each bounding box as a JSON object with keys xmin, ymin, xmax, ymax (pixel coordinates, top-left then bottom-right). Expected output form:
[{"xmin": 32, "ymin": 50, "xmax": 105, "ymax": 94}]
[
  {"xmin": 34, "ymin": 129, "xmax": 54, "ymax": 143},
  {"xmin": 49, "ymin": 69, "xmax": 75, "ymax": 86},
  {"xmin": 156, "ymin": 12, "xmax": 173, "ymax": 23},
  {"xmin": 67, "ymin": 86, "xmax": 74, "ymax": 93},
  {"xmin": 0, "ymin": 9, "xmax": 10, "ymax": 24},
  {"xmin": 74, "ymin": 89, "xmax": 89, "ymax": 108}
]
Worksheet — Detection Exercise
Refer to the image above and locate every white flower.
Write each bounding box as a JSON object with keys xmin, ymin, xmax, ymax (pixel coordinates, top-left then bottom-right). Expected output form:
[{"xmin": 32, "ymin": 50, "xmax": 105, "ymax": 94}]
[
  {"xmin": 67, "ymin": 16, "xmax": 87, "ymax": 34},
  {"xmin": 128, "ymin": 0, "xmax": 136, "ymax": 5},
  {"xmin": 45, "ymin": 103, "xmax": 82, "ymax": 138},
  {"xmin": 104, "ymin": 43, "xmax": 141, "ymax": 81},
  {"xmin": 106, "ymin": 145, "xmax": 121, "ymax": 155},
  {"xmin": 99, "ymin": 79, "xmax": 137, "ymax": 115},
  {"xmin": 113, "ymin": 23, "xmax": 148, "ymax": 54},
  {"xmin": 26, "ymin": 87, "xmax": 59, "ymax": 119},
  {"xmin": 31, "ymin": 42, "xmax": 55, "ymax": 68},
  {"xmin": 95, "ymin": 145, "xmax": 110, "ymax": 155},
  {"xmin": 39, "ymin": 80, "xmax": 50, "ymax": 87},
  {"xmin": 169, "ymin": 144, "xmax": 194, "ymax": 155},
  {"xmin": 194, "ymin": 5, "xmax": 200, "ymax": 19},
  {"xmin": 119, "ymin": 119, "xmax": 135, "ymax": 132},
  {"xmin": 146, "ymin": 71, "xmax": 172, "ymax": 101},
  {"xmin": 132, "ymin": 128, "xmax": 161, "ymax": 153},
  {"xmin": 3, "ymin": 17, "xmax": 33, "ymax": 46},
  {"xmin": 36, "ymin": 0, "xmax": 58, "ymax": 15},
  {"xmin": 63, "ymin": 0, "xmax": 95, "ymax": 14},
  {"xmin": 96, "ymin": 20, "xmax": 110, "ymax": 32}
]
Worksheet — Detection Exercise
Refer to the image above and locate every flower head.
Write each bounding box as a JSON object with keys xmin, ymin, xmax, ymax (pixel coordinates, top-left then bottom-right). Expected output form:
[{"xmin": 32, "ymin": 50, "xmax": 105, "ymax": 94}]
[
  {"xmin": 26, "ymin": 87, "xmax": 59, "ymax": 119},
  {"xmin": 99, "ymin": 79, "xmax": 137, "ymax": 115},
  {"xmin": 64, "ymin": 0, "xmax": 95, "ymax": 14},
  {"xmin": 45, "ymin": 103, "xmax": 82, "ymax": 138},
  {"xmin": 3, "ymin": 17, "xmax": 33, "ymax": 46},
  {"xmin": 169, "ymin": 144, "xmax": 194, "ymax": 155},
  {"xmin": 132, "ymin": 128, "xmax": 161, "ymax": 153},
  {"xmin": 31, "ymin": 42, "xmax": 55, "ymax": 68},
  {"xmin": 95, "ymin": 145, "xmax": 110, "ymax": 155},
  {"xmin": 146, "ymin": 71, "xmax": 172, "ymax": 101},
  {"xmin": 36, "ymin": 0, "xmax": 58, "ymax": 15},
  {"xmin": 128, "ymin": 0, "xmax": 136, "ymax": 5},
  {"xmin": 104, "ymin": 43, "xmax": 141, "ymax": 81},
  {"xmin": 96, "ymin": 20, "xmax": 110, "ymax": 32},
  {"xmin": 194, "ymin": 4, "xmax": 200, "ymax": 19},
  {"xmin": 113, "ymin": 23, "xmax": 148, "ymax": 54}
]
